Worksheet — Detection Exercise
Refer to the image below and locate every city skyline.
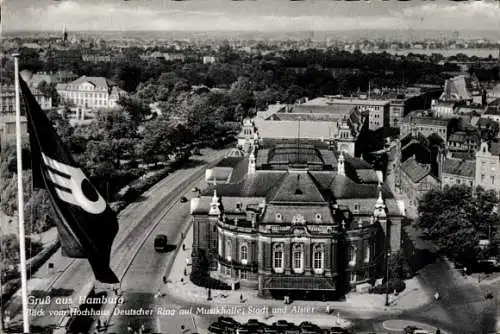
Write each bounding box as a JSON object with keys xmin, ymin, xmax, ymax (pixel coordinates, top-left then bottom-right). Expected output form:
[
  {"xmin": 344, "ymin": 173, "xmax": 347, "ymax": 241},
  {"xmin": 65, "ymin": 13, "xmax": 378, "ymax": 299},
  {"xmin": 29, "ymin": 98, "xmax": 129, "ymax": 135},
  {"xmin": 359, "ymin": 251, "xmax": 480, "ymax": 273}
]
[{"xmin": 3, "ymin": 0, "xmax": 500, "ymax": 33}]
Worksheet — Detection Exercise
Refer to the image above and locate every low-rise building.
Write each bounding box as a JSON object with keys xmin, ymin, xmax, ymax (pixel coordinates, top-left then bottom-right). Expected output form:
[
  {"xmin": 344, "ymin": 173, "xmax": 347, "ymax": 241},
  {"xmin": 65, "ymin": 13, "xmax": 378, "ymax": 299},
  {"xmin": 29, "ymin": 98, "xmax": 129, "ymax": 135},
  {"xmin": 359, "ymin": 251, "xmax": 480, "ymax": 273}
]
[
  {"xmin": 0, "ymin": 84, "xmax": 52, "ymax": 113},
  {"xmin": 400, "ymin": 111, "xmax": 455, "ymax": 143},
  {"xmin": 475, "ymin": 141, "xmax": 500, "ymax": 193},
  {"xmin": 447, "ymin": 130, "xmax": 481, "ymax": 154},
  {"xmin": 482, "ymin": 99, "xmax": 500, "ymax": 123},
  {"xmin": 441, "ymin": 157, "xmax": 475, "ymax": 189},
  {"xmin": 400, "ymin": 156, "xmax": 441, "ymax": 207},
  {"xmin": 56, "ymin": 76, "xmax": 127, "ymax": 110},
  {"xmin": 0, "ymin": 115, "xmax": 28, "ymax": 149}
]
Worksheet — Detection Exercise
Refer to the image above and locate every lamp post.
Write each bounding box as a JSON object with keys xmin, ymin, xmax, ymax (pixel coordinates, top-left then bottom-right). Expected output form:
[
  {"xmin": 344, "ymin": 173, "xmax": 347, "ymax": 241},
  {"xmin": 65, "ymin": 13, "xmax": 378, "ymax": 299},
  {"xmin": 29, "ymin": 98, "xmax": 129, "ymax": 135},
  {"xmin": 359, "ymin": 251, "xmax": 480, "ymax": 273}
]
[{"xmin": 385, "ymin": 250, "xmax": 390, "ymax": 307}]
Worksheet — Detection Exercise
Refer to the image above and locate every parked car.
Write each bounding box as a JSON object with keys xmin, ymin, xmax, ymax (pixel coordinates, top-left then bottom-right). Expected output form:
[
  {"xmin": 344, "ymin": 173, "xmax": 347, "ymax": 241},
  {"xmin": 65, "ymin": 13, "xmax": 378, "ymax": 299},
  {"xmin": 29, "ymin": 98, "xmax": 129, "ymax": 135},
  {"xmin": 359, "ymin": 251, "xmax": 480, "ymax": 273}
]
[
  {"xmin": 180, "ymin": 196, "xmax": 188, "ymax": 203},
  {"xmin": 329, "ymin": 327, "xmax": 350, "ymax": 334},
  {"xmin": 153, "ymin": 234, "xmax": 168, "ymax": 252}
]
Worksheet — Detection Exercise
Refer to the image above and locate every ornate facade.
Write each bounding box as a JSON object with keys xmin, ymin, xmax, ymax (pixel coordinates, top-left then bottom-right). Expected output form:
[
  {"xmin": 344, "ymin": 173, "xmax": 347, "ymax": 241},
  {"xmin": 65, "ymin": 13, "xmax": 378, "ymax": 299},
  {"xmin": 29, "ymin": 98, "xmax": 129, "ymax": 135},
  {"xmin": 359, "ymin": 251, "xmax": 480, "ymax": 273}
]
[{"xmin": 190, "ymin": 143, "xmax": 404, "ymax": 299}]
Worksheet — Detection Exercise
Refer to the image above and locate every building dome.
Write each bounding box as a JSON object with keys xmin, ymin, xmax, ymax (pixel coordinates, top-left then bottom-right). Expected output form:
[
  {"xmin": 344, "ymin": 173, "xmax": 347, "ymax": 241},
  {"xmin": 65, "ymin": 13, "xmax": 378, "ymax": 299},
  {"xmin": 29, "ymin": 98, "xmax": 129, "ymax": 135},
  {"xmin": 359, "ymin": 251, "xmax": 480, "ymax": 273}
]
[{"xmin": 20, "ymin": 69, "xmax": 33, "ymax": 82}]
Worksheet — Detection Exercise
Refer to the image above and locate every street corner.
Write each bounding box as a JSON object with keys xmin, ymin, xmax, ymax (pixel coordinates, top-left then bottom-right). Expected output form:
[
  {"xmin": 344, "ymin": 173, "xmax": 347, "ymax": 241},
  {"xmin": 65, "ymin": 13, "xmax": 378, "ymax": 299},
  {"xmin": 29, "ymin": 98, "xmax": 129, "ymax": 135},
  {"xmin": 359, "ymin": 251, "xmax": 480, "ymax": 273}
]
[{"xmin": 382, "ymin": 320, "xmax": 448, "ymax": 334}]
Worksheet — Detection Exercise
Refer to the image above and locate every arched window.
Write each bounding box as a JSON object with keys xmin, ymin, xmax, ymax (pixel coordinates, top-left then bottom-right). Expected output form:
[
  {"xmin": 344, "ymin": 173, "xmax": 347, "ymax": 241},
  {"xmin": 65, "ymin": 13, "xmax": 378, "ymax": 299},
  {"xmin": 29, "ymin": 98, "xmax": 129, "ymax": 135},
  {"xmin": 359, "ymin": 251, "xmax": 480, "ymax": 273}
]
[
  {"xmin": 348, "ymin": 246, "xmax": 357, "ymax": 267},
  {"xmin": 240, "ymin": 243, "xmax": 248, "ymax": 264},
  {"xmin": 313, "ymin": 244, "xmax": 324, "ymax": 273},
  {"xmin": 225, "ymin": 239, "xmax": 232, "ymax": 261},
  {"xmin": 292, "ymin": 244, "xmax": 304, "ymax": 273},
  {"xmin": 273, "ymin": 244, "xmax": 284, "ymax": 273}
]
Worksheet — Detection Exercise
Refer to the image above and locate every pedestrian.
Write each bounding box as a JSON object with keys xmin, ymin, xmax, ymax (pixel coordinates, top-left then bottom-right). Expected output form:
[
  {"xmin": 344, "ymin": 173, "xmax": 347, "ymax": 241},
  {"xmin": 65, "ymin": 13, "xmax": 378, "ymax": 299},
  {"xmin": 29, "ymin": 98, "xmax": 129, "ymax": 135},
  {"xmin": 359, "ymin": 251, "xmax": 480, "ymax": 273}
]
[
  {"xmin": 326, "ymin": 305, "xmax": 330, "ymax": 314},
  {"xmin": 163, "ymin": 275, "xmax": 167, "ymax": 284},
  {"xmin": 182, "ymin": 244, "xmax": 186, "ymax": 251},
  {"xmin": 97, "ymin": 319, "xmax": 101, "ymax": 330},
  {"xmin": 434, "ymin": 291, "xmax": 440, "ymax": 301},
  {"xmin": 181, "ymin": 232, "xmax": 184, "ymax": 239},
  {"xmin": 127, "ymin": 325, "xmax": 133, "ymax": 333},
  {"xmin": 141, "ymin": 324, "xmax": 145, "ymax": 332},
  {"xmin": 436, "ymin": 329, "xmax": 441, "ymax": 334},
  {"xmin": 240, "ymin": 293, "xmax": 243, "ymax": 302}
]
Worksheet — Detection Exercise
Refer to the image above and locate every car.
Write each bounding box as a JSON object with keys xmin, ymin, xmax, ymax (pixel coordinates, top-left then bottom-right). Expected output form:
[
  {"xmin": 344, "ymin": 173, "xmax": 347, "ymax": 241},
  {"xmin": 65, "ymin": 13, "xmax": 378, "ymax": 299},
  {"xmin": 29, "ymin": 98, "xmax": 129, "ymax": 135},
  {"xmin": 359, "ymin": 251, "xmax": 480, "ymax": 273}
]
[
  {"xmin": 208, "ymin": 322, "xmax": 225, "ymax": 334},
  {"xmin": 217, "ymin": 316, "xmax": 239, "ymax": 328},
  {"xmin": 329, "ymin": 327, "xmax": 350, "ymax": 334},
  {"xmin": 180, "ymin": 196, "xmax": 188, "ymax": 203},
  {"xmin": 404, "ymin": 326, "xmax": 423, "ymax": 334},
  {"xmin": 154, "ymin": 234, "xmax": 168, "ymax": 252}
]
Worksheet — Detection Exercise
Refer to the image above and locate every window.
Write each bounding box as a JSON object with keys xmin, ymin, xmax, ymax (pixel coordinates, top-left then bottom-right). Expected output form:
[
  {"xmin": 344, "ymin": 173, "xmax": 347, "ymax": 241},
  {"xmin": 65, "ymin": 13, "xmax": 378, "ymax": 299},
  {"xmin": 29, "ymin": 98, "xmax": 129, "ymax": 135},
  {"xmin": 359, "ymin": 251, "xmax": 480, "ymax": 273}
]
[
  {"xmin": 273, "ymin": 244, "xmax": 284, "ymax": 273},
  {"xmin": 353, "ymin": 203, "xmax": 359, "ymax": 213},
  {"xmin": 225, "ymin": 239, "xmax": 232, "ymax": 261},
  {"xmin": 481, "ymin": 174, "xmax": 485, "ymax": 181},
  {"xmin": 348, "ymin": 246, "xmax": 357, "ymax": 267},
  {"xmin": 364, "ymin": 242, "xmax": 371, "ymax": 263},
  {"xmin": 218, "ymin": 238, "xmax": 223, "ymax": 256},
  {"xmin": 292, "ymin": 244, "xmax": 304, "ymax": 273},
  {"xmin": 313, "ymin": 244, "xmax": 324, "ymax": 273},
  {"xmin": 240, "ymin": 244, "xmax": 248, "ymax": 264}
]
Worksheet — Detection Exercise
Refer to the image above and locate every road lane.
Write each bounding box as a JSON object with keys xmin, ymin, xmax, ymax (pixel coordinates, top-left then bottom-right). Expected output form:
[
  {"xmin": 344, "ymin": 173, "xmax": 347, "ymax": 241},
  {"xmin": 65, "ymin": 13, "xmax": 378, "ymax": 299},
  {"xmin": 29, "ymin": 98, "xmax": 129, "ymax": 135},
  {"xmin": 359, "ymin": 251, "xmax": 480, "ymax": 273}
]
[{"xmin": 103, "ymin": 176, "xmax": 208, "ymax": 334}]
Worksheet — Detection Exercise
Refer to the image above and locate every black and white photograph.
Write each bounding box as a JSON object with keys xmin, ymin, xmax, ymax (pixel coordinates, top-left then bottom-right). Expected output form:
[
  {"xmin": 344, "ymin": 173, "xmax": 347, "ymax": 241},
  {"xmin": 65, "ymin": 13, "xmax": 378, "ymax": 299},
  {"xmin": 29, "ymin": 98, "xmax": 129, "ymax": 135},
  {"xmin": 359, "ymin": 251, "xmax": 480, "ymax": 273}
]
[{"xmin": 1, "ymin": 0, "xmax": 500, "ymax": 333}]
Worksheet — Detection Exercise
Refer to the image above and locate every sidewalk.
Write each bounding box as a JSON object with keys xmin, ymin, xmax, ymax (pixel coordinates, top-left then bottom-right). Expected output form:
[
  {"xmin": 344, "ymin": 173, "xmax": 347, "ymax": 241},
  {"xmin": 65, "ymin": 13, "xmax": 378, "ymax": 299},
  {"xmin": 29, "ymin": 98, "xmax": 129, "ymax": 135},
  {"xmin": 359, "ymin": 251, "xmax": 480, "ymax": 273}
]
[{"xmin": 165, "ymin": 224, "xmax": 433, "ymax": 319}]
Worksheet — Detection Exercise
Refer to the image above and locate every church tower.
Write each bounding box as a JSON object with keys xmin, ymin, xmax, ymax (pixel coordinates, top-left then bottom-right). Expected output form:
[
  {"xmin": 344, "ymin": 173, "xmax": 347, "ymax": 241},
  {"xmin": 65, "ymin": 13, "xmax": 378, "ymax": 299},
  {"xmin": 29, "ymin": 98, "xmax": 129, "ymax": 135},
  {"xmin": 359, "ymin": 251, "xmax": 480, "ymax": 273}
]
[
  {"xmin": 62, "ymin": 25, "xmax": 68, "ymax": 44},
  {"xmin": 335, "ymin": 118, "xmax": 356, "ymax": 156}
]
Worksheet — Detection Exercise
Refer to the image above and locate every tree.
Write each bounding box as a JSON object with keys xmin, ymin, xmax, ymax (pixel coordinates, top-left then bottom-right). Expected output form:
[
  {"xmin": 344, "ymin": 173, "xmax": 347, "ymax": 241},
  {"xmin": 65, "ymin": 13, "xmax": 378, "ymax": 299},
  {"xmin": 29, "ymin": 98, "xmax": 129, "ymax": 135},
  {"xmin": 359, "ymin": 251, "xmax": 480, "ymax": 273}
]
[
  {"xmin": 117, "ymin": 96, "xmax": 151, "ymax": 125},
  {"xmin": 229, "ymin": 76, "xmax": 255, "ymax": 113},
  {"xmin": 24, "ymin": 189, "xmax": 56, "ymax": 234},
  {"xmin": 45, "ymin": 108, "xmax": 74, "ymax": 146},
  {"xmin": 417, "ymin": 185, "xmax": 499, "ymax": 265}
]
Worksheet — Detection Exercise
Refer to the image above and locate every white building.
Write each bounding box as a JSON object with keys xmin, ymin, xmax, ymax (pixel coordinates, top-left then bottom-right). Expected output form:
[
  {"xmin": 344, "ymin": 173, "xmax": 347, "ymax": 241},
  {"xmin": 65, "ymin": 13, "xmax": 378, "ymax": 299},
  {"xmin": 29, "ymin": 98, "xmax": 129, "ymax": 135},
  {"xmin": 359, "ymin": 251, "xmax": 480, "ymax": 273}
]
[{"xmin": 56, "ymin": 76, "xmax": 127, "ymax": 110}]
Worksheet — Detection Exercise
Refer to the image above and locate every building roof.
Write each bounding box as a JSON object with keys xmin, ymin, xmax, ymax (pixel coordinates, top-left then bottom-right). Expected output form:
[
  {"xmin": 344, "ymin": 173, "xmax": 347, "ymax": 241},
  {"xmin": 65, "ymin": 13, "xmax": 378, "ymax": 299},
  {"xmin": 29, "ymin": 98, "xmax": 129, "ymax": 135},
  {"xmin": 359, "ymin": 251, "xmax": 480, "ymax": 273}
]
[
  {"xmin": 485, "ymin": 98, "xmax": 500, "ymax": 116},
  {"xmin": 402, "ymin": 115, "xmax": 450, "ymax": 127},
  {"xmin": 442, "ymin": 158, "xmax": 475, "ymax": 178},
  {"xmin": 400, "ymin": 156, "xmax": 432, "ymax": 183},
  {"xmin": 448, "ymin": 131, "xmax": 480, "ymax": 143},
  {"xmin": 199, "ymin": 170, "xmax": 401, "ymax": 217},
  {"xmin": 269, "ymin": 172, "xmax": 326, "ymax": 203},
  {"xmin": 489, "ymin": 141, "xmax": 500, "ymax": 156},
  {"xmin": 440, "ymin": 74, "xmax": 480, "ymax": 101},
  {"xmin": 254, "ymin": 120, "xmax": 338, "ymax": 140},
  {"xmin": 57, "ymin": 75, "xmax": 118, "ymax": 92}
]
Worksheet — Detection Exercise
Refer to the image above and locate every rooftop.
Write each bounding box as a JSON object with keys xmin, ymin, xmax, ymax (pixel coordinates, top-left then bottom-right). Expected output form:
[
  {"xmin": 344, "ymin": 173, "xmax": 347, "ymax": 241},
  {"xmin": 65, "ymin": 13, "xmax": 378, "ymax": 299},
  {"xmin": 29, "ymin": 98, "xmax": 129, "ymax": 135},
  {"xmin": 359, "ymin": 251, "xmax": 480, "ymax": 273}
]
[
  {"xmin": 442, "ymin": 158, "xmax": 475, "ymax": 178},
  {"xmin": 401, "ymin": 156, "xmax": 433, "ymax": 183}
]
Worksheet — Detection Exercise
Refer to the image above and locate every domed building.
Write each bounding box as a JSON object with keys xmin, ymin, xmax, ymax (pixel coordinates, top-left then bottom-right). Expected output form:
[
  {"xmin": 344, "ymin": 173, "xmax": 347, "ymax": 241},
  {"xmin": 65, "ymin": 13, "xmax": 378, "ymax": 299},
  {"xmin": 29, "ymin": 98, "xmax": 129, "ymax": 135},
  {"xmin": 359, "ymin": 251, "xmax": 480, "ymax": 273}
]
[{"xmin": 190, "ymin": 143, "xmax": 404, "ymax": 299}]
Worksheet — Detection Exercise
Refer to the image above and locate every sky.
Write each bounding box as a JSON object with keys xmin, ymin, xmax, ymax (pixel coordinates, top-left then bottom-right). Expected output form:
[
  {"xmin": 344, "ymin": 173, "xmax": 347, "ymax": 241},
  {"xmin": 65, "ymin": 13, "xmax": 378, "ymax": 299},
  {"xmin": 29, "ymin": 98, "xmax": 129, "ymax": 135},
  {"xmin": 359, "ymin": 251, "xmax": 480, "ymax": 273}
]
[{"xmin": 3, "ymin": 0, "xmax": 500, "ymax": 32}]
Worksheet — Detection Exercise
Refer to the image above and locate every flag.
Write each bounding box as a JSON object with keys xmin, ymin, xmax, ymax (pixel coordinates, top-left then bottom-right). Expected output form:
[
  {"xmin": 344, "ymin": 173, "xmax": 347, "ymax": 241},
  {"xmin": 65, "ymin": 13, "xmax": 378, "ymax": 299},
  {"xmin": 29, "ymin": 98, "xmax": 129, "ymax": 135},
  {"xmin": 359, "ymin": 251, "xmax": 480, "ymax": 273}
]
[{"xmin": 18, "ymin": 75, "xmax": 119, "ymax": 284}]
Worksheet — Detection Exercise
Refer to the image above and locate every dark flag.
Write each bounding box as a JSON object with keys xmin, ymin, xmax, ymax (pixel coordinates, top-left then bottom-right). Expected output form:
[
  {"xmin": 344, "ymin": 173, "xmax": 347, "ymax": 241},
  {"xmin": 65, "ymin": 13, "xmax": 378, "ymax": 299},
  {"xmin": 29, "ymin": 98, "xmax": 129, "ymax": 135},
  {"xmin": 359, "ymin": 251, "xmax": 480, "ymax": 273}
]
[{"xmin": 19, "ymin": 75, "xmax": 119, "ymax": 284}]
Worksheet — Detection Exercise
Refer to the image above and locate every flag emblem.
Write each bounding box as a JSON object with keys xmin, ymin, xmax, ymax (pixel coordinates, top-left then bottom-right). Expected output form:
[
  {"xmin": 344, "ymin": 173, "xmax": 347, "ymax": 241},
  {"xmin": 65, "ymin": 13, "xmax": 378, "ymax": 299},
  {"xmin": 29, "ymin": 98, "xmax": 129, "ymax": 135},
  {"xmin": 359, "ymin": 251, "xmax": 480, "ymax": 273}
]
[{"xmin": 41, "ymin": 153, "xmax": 107, "ymax": 215}]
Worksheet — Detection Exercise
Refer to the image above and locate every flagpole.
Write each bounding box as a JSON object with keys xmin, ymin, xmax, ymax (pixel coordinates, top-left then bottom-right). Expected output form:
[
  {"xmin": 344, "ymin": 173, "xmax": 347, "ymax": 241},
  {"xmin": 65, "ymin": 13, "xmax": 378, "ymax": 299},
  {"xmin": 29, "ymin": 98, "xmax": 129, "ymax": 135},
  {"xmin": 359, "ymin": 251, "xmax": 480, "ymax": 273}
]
[{"xmin": 13, "ymin": 53, "xmax": 30, "ymax": 334}]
